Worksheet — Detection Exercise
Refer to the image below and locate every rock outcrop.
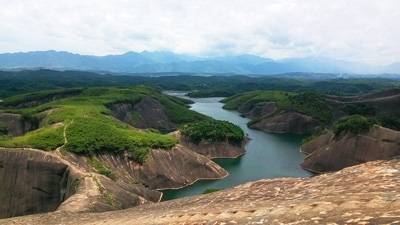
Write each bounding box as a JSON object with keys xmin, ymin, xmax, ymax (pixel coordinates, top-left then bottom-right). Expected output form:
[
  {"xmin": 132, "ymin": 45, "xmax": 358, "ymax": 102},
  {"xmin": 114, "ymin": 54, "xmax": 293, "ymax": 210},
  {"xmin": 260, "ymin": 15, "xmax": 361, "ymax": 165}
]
[
  {"xmin": 0, "ymin": 144, "xmax": 229, "ymax": 219},
  {"xmin": 180, "ymin": 136, "xmax": 246, "ymax": 159},
  {"xmin": 109, "ymin": 97, "xmax": 177, "ymax": 132},
  {"xmin": 250, "ymin": 111, "xmax": 320, "ymax": 134},
  {"xmin": 301, "ymin": 125, "xmax": 400, "ymax": 173},
  {"xmin": 0, "ymin": 148, "xmax": 77, "ymax": 219},
  {"xmin": 3, "ymin": 159, "xmax": 400, "ymax": 225},
  {"xmin": 0, "ymin": 113, "xmax": 38, "ymax": 136},
  {"xmin": 238, "ymin": 101, "xmax": 277, "ymax": 119},
  {"xmin": 139, "ymin": 146, "xmax": 228, "ymax": 189}
]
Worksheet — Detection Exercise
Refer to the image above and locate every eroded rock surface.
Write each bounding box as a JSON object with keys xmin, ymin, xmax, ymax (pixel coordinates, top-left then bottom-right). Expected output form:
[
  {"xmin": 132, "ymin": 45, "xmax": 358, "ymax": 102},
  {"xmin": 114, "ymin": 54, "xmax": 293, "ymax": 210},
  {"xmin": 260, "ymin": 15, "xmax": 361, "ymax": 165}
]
[
  {"xmin": 250, "ymin": 111, "xmax": 320, "ymax": 134},
  {"xmin": 301, "ymin": 125, "xmax": 400, "ymax": 173},
  {"xmin": 238, "ymin": 101, "xmax": 277, "ymax": 119},
  {"xmin": 0, "ymin": 144, "xmax": 229, "ymax": 219},
  {"xmin": 140, "ymin": 146, "xmax": 228, "ymax": 189},
  {"xmin": 109, "ymin": 96, "xmax": 176, "ymax": 132},
  {"xmin": 0, "ymin": 113, "xmax": 38, "ymax": 136},
  {"xmin": 3, "ymin": 159, "xmax": 400, "ymax": 225},
  {"xmin": 0, "ymin": 148, "xmax": 76, "ymax": 219}
]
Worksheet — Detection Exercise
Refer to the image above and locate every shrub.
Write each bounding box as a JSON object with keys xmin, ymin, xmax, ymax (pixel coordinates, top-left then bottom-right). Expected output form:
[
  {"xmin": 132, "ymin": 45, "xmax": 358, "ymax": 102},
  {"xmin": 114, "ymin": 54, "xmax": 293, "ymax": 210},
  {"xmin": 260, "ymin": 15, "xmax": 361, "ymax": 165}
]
[
  {"xmin": 376, "ymin": 116, "xmax": 400, "ymax": 131},
  {"xmin": 343, "ymin": 104, "xmax": 376, "ymax": 116},
  {"xmin": 333, "ymin": 115, "xmax": 374, "ymax": 136},
  {"xmin": 181, "ymin": 120, "xmax": 244, "ymax": 145},
  {"xmin": 202, "ymin": 188, "xmax": 221, "ymax": 194},
  {"xmin": 288, "ymin": 92, "xmax": 332, "ymax": 123},
  {"xmin": 88, "ymin": 158, "xmax": 115, "ymax": 179}
]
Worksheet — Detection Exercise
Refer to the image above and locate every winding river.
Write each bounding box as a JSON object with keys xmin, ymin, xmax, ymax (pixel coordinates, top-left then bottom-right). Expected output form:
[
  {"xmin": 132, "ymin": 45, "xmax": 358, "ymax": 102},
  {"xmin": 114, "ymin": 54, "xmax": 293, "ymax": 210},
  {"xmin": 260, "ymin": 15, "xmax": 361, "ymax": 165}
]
[{"xmin": 163, "ymin": 92, "xmax": 310, "ymax": 200}]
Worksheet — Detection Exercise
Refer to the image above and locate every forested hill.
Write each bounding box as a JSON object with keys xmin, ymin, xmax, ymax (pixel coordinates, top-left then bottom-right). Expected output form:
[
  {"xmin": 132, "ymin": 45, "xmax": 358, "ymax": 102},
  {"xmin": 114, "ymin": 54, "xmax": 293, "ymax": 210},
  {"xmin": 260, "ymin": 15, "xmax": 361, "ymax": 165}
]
[{"xmin": 1, "ymin": 69, "xmax": 399, "ymax": 98}]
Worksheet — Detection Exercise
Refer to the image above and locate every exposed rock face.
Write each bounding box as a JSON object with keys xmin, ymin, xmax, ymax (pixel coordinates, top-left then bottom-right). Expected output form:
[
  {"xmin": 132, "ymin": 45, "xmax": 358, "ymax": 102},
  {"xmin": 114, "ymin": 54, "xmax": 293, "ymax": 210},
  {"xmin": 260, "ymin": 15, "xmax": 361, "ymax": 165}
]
[
  {"xmin": 0, "ymin": 148, "xmax": 75, "ymax": 219},
  {"xmin": 179, "ymin": 135, "xmax": 246, "ymax": 159},
  {"xmin": 0, "ymin": 113, "xmax": 38, "ymax": 136},
  {"xmin": 238, "ymin": 101, "xmax": 277, "ymax": 119},
  {"xmin": 250, "ymin": 111, "xmax": 320, "ymax": 134},
  {"xmin": 139, "ymin": 146, "xmax": 228, "ymax": 189},
  {"xmin": 0, "ymin": 144, "xmax": 229, "ymax": 219},
  {"xmin": 4, "ymin": 159, "xmax": 400, "ymax": 225},
  {"xmin": 109, "ymin": 97, "xmax": 176, "ymax": 132},
  {"xmin": 301, "ymin": 125, "xmax": 400, "ymax": 173}
]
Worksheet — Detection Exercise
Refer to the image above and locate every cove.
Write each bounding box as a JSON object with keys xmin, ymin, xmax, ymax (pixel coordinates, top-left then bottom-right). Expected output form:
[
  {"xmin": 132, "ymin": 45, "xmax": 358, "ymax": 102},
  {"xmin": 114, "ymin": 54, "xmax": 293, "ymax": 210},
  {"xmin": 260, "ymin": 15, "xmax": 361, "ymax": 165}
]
[{"xmin": 163, "ymin": 92, "xmax": 311, "ymax": 200}]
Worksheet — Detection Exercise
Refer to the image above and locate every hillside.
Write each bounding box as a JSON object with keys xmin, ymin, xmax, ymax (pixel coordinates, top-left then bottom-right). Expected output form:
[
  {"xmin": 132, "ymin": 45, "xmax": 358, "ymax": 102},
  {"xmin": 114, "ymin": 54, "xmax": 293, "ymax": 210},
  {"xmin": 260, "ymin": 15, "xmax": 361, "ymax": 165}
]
[
  {"xmin": 0, "ymin": 87, "xmax": 246, "ymax": 219},
  {"xmin": 2, "ymin": 159, "xmax": 400, "ymax": 225},
  {"xmin": 222, "ymin": 91, "xmax": 331, "ymax": 134},
  {"xmin": 222, "ymin": 88, "xmax": 400, "ymax": 135},
  {"xmin": 1, "ymin": 69, "xmax": 399, "ymax": 99}
]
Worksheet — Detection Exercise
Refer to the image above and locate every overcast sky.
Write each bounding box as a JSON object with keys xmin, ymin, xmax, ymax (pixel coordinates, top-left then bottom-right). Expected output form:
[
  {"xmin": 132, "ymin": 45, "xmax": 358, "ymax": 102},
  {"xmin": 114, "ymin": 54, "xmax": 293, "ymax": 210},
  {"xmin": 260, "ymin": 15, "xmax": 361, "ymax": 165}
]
[{"xmin": 0, "ymin": 0, "xmax": 399, "ymax": 65}]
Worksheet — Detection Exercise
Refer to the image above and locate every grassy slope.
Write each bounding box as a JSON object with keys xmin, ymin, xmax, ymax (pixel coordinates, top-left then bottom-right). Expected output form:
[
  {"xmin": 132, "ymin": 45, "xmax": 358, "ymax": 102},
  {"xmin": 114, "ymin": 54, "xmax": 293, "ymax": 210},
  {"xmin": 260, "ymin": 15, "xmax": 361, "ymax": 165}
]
[
  {"xmin": 0, "ymin": 86, "xmax": 206, "ymax": 163},
  {"xmin": 222, "ymin": 91, "xmax": 332, "ymax": 123}
]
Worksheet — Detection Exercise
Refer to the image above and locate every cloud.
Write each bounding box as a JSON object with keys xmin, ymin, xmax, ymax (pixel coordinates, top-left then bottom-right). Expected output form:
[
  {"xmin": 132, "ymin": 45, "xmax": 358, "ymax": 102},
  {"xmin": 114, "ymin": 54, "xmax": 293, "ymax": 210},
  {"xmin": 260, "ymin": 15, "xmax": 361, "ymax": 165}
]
[{"xmin": 0, "ymin": 0, "xmax": 399, "ymax": 65}]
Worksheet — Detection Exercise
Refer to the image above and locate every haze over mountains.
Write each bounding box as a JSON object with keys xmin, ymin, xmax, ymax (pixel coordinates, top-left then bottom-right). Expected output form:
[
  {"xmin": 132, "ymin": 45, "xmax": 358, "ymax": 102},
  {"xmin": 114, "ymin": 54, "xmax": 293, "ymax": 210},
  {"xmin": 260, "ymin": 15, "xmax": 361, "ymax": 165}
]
[{"xmin": 0, "ymin": 50, "xmax": 399, "ymax": 75}]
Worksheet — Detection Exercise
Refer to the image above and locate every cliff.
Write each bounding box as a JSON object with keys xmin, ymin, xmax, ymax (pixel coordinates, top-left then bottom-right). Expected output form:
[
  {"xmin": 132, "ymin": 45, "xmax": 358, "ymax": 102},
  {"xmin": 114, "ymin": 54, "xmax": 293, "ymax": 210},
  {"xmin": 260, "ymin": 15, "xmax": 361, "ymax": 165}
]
[
  {"xmin": 301, "ymin": 125, "xmax": 400, "ymax": 173},
  {"xmin": 0, "ymin": 113, "xmax": 38, "ymax": 136},
  {"xmin": 109, "ymin": 96, "xmax": 177, "ymax": 132},
  {"xmin": 174, "ymin": 131, "xmax": 246, "ymax": 159},
  {"xmin": 3, "ymin": 159, "xmax": 400, "ymax": 224},
  {"xmin": 0, "ymin": 146, "xmax": 228, "ymax": 219},
  {"xmin": 249, "ymin": 111, "xmax": 320, "ymax": 134}
]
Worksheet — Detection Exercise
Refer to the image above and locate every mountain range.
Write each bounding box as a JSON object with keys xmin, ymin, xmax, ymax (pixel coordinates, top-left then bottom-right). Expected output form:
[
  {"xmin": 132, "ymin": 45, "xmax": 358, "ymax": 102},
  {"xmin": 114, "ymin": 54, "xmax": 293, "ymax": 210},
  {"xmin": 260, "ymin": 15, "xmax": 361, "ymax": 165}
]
[{"xmin": 0, "ymin": 50, "xmax": 398, "ymax": 75}]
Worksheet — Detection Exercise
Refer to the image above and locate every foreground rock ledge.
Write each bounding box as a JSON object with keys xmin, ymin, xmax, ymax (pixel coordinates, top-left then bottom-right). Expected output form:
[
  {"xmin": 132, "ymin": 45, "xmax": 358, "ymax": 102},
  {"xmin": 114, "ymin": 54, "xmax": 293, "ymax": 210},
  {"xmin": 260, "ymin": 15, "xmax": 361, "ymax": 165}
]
[{"xmin": 3, "ymin": 159, "xmax": 400, "ymax": 225}]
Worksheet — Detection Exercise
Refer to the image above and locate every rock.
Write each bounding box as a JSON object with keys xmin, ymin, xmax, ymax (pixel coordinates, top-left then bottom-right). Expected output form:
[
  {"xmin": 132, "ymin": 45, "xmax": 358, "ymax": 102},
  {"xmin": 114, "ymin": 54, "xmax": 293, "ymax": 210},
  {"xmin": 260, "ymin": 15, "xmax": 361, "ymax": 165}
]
[
  {"xmin": 301, "ymin": 125, "xmax": 400, "ymax": 173},
  {"xmin": 109, "ymin": 97, "xmax": 177, "ymax": 132},
  {"xmin": 3, "ymin": 159, "xmax": 400, "ymax": 225},
  {"xmin": 0, "ymin": 148, "xmax": 76, "ymax": 219},
  {"xmin": 238, "ymin": 101, "xmax": 277, "ymax": 119},
  {"xmin": 0, "ymin": 113, "xmax": 38, "ymax": 136},
  {"xmin": 139, "ymin": 145, "xmax": 228, "ymax": 189},
  {"xmin": 250, "ymin": 111, "xmax": 320, "ymax": 134},
  {"xmin": 179, "ymin": 135, "xmax": 246, "ymax": 159}
]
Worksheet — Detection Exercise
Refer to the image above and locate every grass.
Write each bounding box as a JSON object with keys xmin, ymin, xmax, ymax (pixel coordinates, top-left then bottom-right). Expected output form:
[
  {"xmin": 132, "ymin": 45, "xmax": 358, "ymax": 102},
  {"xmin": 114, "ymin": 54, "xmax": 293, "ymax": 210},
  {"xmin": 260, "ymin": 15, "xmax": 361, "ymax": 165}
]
[
  {"xmin": 0, "ymin": 124, "xmax": 64, "ymax": 150},
  {"xmin": 0, "ymin": 86, "xmax": 205, "ymax": 162},
  {"xmin": 180, "ymin": 120, "xmax": 244, "ymax": 145},
  {"xmin": 88, "ymin": 158, "xmax": 115, "ymax": 179}
]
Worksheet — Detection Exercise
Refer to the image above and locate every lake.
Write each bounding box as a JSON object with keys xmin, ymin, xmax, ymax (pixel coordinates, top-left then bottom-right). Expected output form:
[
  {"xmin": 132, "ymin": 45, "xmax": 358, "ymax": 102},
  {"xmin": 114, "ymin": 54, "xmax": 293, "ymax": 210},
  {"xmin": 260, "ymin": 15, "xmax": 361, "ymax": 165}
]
[{"xmin": 162, "ymin": 92, "xmax": 310, "ymax": 200}]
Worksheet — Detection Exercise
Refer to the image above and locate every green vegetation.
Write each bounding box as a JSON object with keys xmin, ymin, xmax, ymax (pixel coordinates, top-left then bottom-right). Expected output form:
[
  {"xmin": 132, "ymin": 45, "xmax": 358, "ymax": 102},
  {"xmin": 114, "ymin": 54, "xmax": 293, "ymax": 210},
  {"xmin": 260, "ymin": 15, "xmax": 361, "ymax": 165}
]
[
  {"xmin": 223, "ymin": 91, "xmax": 293, "ymax": 110},
  {"xmin": 376, "ymin": 116, "xmax": 400, "ymax": 131},
  {"xmin": 0, "ymin": 124, "xmax": 64, "ymax": 150},
  {"xmin": 223, "ymin": 91, "xmax": 332, "ymax": 123},
  {"xmin": 0, "ymin": 86, "xmax": 210, "ymax": 162},
  {"xmin": 333, "ymin": 115, "xmax": 374, "ymax": 136},
  {"xmin": 1, "ymin": 88, "xmax": 83, "ymax": 107},
  {"xmin": 0, "ymin": 122, "xmax": 7, "ymax": 135},
  {"xmin": 88, "ymin": 158, "xmax": 115, "ymax": 179},
  {"xmin": 343, "ymin": 104, "xmax": 376, "ymax": 116},
  {"xmin": 1, "ymin": 70, "xmax": 399, "ymax": 99},
  {"xmin": 181, "ymin": 120, "xmax": 244, "ymax": 145},
  {"xmin": 202, "ymin": 188, "xmax": 221, "ymax": 194}
]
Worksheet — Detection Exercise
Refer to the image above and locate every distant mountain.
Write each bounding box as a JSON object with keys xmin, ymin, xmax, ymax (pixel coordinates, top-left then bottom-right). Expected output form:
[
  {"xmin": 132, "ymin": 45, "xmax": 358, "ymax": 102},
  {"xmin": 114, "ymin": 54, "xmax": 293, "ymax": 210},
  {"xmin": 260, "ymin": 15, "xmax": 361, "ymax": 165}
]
[{"xmin": 0, "ymin": 50, "xmax": 398, "ymax": 75}]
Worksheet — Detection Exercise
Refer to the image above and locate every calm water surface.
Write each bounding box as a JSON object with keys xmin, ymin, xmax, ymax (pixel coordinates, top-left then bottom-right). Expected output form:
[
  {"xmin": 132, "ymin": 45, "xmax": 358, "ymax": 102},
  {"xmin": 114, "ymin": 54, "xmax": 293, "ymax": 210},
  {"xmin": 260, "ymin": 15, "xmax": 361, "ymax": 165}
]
[{"xmin": 163, "ymin": 92, "xmax": 310, "ymax": 200}]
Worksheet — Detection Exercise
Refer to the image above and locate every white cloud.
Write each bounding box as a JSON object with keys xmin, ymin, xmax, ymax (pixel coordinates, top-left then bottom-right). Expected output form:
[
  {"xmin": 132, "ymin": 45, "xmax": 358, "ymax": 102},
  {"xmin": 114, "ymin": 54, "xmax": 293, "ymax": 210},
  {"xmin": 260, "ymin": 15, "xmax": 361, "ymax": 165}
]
[{"xmin": 0, "ymin": 0, "xmax": 399, "ymax": 65}]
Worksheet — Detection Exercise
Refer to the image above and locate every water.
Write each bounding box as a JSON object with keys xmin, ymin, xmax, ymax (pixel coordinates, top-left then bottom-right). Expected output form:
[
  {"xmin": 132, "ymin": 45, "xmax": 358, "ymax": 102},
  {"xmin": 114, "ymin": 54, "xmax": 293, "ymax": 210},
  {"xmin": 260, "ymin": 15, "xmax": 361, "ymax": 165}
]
[{"xmin": 162, "ymin": 92, "xmax": 310, "ymax": 200}]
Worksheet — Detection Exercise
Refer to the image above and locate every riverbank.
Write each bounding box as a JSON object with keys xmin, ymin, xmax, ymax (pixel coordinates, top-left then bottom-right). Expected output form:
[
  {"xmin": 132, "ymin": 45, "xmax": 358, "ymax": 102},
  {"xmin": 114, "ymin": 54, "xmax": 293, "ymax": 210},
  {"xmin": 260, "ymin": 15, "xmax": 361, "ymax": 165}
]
[{"xmin": 162, "ymin": 92, "xmax": 310, "ymax": 200}]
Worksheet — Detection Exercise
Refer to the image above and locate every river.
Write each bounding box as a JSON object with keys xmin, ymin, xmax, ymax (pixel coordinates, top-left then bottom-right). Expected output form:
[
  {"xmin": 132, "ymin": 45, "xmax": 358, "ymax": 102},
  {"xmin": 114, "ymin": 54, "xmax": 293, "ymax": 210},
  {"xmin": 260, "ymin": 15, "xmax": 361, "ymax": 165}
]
[{"xmin": 162, "ymin": 92, "xmax": 310, "ymax": 200}]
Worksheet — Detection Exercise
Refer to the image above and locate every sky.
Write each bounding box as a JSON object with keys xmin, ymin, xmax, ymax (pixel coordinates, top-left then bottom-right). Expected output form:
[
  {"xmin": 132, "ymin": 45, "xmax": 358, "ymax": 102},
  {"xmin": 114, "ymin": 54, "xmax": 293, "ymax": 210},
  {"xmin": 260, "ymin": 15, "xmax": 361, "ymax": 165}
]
[{"xmin": 0, "ymin": 0, "xmax": 399, "ymax": 65}]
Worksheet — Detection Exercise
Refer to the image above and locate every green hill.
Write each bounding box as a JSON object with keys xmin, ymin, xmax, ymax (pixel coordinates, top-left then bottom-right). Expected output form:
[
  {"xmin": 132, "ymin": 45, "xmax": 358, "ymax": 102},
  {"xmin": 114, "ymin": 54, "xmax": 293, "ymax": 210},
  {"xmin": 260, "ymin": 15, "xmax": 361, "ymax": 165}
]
[{"xmin": 0, "ymin": 86, "xmax": 207, "ymax": 163}]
